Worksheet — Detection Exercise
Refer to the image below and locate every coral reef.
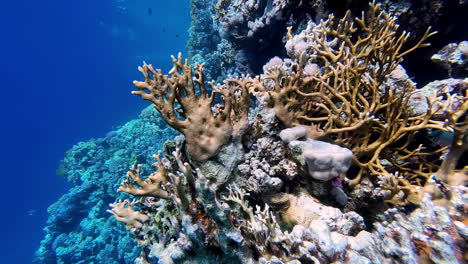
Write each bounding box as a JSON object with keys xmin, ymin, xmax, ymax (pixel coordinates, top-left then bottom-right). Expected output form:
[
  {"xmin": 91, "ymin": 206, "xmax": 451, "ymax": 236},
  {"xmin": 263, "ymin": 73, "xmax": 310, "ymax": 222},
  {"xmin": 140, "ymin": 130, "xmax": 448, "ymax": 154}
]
[
  {"xmin": 107, "ymin": 4, "xmax": 466, "ymax": 263},
  {"xmin": 34, "ymin": 107, "xmax": 177, "ymax": 264},
  {"xmin": 188, "ymin": 0, "xmax": 243, "ymax": 83},
  {"xmin": 38, "ymin": 1, "xmax": 467, "ymax": 264},
  {"xmin": 132, "ymin": 53, "xmax": 251, "ymax": 161},
  {"xmin": 188, "ymin": 0, "xmax": 464, "ymax": 84},
  {"xmin": 254, "ymin": 2, "xmax": 453, "ymax": 188}
]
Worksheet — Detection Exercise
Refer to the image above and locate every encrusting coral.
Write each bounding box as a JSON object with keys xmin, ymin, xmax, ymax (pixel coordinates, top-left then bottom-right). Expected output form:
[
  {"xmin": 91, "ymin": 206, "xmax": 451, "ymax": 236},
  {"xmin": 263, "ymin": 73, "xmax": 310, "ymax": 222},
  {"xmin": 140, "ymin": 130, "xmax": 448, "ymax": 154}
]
[{"xmin": 107, "ymin": 2, "xmax": 467, "ymax": 264}]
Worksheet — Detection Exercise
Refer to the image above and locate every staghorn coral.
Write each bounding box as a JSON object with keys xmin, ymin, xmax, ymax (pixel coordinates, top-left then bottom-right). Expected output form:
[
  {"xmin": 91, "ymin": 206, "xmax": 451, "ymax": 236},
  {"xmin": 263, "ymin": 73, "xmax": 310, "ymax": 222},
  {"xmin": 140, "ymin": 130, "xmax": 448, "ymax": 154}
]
[
  {"xmin": 109, "ymin": 146, "xmax": 204, "ymax": 263},
  {"xmin": 250, "ymin": 2, "xmax": 461, "ymax": 188},
  {"xmin": 223, "ymin": 184, "xmax": 289, "ymax": 259},
  {"xmin": 376, "ymin": 172, "xmax": 424, "ymax": 206},
  {"xmin": 111, "ymin": 136, "xmax": 261, "ymax": 263},
  {"xmin": 132, "ymin": 53, "xmax": 251, "ymax": 161},
  {"xmin": 118, "ymin": 155, "xmax": 171, "ymax": 199}
]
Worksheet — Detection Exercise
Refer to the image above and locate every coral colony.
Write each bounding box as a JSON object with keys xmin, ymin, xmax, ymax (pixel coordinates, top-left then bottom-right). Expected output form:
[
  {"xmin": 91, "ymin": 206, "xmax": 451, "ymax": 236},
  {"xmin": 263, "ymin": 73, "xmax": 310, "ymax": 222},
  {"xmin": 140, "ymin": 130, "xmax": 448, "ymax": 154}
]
[
  {"xmin": 107, "ymin": 3, "xmax": 467, "ymax": 263},
  {"xmin": 36, "ymin": 1, "xmax": 467, "ymax": 264}
]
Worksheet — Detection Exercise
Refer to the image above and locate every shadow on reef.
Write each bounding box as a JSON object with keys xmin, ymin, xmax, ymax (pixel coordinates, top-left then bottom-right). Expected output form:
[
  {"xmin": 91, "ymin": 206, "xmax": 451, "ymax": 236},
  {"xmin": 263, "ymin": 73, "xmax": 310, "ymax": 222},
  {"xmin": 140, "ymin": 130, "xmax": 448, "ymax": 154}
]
[
  {"xmin": 190, "ymin": 0, "xmax": 467, "ymax": 86},
  {"xmin": 402, "ymin": 1, "xmax": 468, "ymax": 85}
]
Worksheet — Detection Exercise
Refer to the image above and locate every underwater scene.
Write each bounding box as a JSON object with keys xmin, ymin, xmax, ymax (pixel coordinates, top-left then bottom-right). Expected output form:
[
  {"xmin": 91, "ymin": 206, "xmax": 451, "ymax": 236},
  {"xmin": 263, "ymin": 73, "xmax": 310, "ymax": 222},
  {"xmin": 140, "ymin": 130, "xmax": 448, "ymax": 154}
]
[{"xmin": 2, "ymin": 0, "xmax": 467, "ymax": 263}]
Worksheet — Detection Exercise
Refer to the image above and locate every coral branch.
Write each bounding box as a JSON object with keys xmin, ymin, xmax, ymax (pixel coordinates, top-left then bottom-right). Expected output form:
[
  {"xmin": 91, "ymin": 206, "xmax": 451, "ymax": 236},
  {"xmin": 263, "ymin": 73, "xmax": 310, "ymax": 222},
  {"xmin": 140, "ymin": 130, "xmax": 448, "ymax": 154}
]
[
  {"xmin": 133, "ymin": 53, "xmax": 251, "ymax": 161},
  {"xmin": 118, "ymin": 155, "xmax": 171, "ymax": 199},
  {"xmin": 118, "ymin": 152, "xmax": 193, "ymax": 210},
  {"xmin": 253, "ymin": 2, "xmax": 449, "ymax": 185},
  {"xmin": 107, "ymin": 200, "xmax": 149, "ymax": 230}
]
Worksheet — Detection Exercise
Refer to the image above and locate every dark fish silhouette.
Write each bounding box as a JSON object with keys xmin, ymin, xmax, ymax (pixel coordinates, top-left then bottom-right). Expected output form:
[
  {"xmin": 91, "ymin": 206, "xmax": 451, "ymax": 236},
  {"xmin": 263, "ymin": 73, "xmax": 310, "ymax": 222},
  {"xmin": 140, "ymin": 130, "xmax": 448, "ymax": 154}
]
[{"xmin": 148, "ymin": 8, "xmax": 152, "ymax": 16}]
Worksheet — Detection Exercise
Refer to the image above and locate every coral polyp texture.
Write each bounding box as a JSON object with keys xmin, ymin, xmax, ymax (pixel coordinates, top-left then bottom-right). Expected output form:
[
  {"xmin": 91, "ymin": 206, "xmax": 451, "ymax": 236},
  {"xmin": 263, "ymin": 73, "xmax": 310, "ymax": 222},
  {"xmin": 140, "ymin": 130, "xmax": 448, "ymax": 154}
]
[{"xmin": 37, "ymin": 1, "xmax": 468, "ymax": 264}]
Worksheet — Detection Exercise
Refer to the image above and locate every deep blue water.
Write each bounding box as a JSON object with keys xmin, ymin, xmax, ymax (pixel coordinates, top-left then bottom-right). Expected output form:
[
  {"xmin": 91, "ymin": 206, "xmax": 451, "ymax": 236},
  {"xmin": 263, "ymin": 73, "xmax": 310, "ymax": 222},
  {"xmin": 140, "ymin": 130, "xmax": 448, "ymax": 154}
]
[{"xmin": 0, "ymin": 1, "xmax": 190, "ymax": 263}]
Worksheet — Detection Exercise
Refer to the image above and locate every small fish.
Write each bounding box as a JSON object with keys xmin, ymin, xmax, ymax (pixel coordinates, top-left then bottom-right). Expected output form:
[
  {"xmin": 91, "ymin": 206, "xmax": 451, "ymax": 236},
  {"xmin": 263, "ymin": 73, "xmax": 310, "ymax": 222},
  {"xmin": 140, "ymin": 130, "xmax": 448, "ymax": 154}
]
[
  {"xmin": 175, "ymin": 34, "xmax": 179, "ymax": 38},
  {"xmin": 27, "ymin": 209, "xmax": 36, "ymax": 216},
  {"xmin": 428, "ymin": 130, "xmax": 453, "ymax": 147},
  {"xmin": 105, "ymin": 130, "xmax": 118, "ymax": 139},
  {"xmin": 148, "ymin": 8, "xmax": 152, "ymax": 16}
]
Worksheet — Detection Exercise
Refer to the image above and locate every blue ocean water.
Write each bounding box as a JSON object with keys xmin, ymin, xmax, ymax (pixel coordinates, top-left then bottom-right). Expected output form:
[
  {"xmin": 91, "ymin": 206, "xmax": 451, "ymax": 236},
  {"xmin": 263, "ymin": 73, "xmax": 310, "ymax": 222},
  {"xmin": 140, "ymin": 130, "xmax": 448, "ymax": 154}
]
[{"xmin": 0, "ymin": 1, "xmax": 190, "ymax": 263}]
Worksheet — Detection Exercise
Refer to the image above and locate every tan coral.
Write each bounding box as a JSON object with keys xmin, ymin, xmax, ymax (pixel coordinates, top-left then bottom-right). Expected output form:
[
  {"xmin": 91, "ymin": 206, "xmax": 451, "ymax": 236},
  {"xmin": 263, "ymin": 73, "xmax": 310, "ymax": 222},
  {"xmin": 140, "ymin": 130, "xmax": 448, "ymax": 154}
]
[
  {"xmin": 118, "ymin": 150, "xmax": 193, "ymax": 210},
  {"xmin": 268, "ymin": 191, "xmax": 346, "ymax": 228},
  {"xmin": 118, "ymin": 154, "xmax": 171, "ymax": 199},
  {"xmin": 251, "ymin": 2, "xmax": 456, "ymax": 186},
  {"xmin": 132, "ymin": 53, "xmax": 251, "ymax": 161},
  {"xmin": 377, "ymin": 173, "xmax": 424, "ymax": 206},
  {"xmin": 107, "ymin": 200, "xmax": 149, "ymax": 230}
]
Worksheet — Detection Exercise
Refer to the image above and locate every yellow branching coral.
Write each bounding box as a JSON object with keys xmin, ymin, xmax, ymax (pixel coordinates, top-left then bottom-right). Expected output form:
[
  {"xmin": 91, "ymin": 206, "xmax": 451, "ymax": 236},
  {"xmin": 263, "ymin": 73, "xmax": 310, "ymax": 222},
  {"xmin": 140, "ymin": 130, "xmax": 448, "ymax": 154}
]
[
  {"xmin": 377, "ymin": 173, "xmax": 423, "ymax": 206},
  {"xmin": 251, "ymin": 2, "xmax": 458, "ymax": 186},
  {"xmin": 118, "ymin": 154, "xmax": 171, "ymax": 199},
  {"xmin": 118, "ymin": 150, "xmax": 192, "ymax": 209},
  {"xmin": 132, "ymin": 53, "xmax": 251, "ymax": 161},
  {"xmin": 107, "ymin": 200, "xmax": 149, "ymax": 230}
]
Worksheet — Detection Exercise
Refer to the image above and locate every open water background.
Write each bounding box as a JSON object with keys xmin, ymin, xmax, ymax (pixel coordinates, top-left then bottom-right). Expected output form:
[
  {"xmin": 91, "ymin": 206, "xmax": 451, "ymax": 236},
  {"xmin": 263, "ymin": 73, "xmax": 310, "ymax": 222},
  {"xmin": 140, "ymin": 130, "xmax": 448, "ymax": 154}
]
[{"xmin": 0, "ymin": 1, "xmax": 190, "ymax": 262}]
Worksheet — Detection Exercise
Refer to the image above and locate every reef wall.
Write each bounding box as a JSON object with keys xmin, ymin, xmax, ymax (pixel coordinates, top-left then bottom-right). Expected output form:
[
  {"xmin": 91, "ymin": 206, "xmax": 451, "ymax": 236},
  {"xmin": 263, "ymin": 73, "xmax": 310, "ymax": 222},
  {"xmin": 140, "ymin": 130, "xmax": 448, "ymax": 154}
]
[{"xmin": 35, "ymin": 107, "xmax": 177, "ymax": 263}]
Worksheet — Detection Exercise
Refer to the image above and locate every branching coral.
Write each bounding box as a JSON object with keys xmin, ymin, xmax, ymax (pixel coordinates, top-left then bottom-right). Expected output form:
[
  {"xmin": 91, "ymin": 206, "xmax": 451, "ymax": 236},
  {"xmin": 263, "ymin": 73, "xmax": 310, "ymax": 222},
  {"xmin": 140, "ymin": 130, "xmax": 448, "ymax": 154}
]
[
  {"xmin": 250, "ymin": 2, "xmax": 461, "ymax": 186},
  {"xmin": 118, "ymin": 152, "xmax": 190, "ymax": 209},
  {"xmin": 107, "ymin": 3, "xmax": 467, "ymax": 263},
  {"xmin": 111, "ymin": 147, "xmax": 200, "ymax": 262},
  {"xmin": 376, "ymin": 172, "xmax": 423, "ymax": 206},
  {"xmin": 223, "ymin": 184, "xmax": 288, "ymax": 258},
  {"xmin": 118, "ymin": 155, "xmax": 170, "ymax": 199},
  {"xmin": 107, "ymin": 200, "xmax": 149, "ymax": 230},
  {"xmin": 132, "ymin": 53, "xmax": 251, "ymax": 161}
]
